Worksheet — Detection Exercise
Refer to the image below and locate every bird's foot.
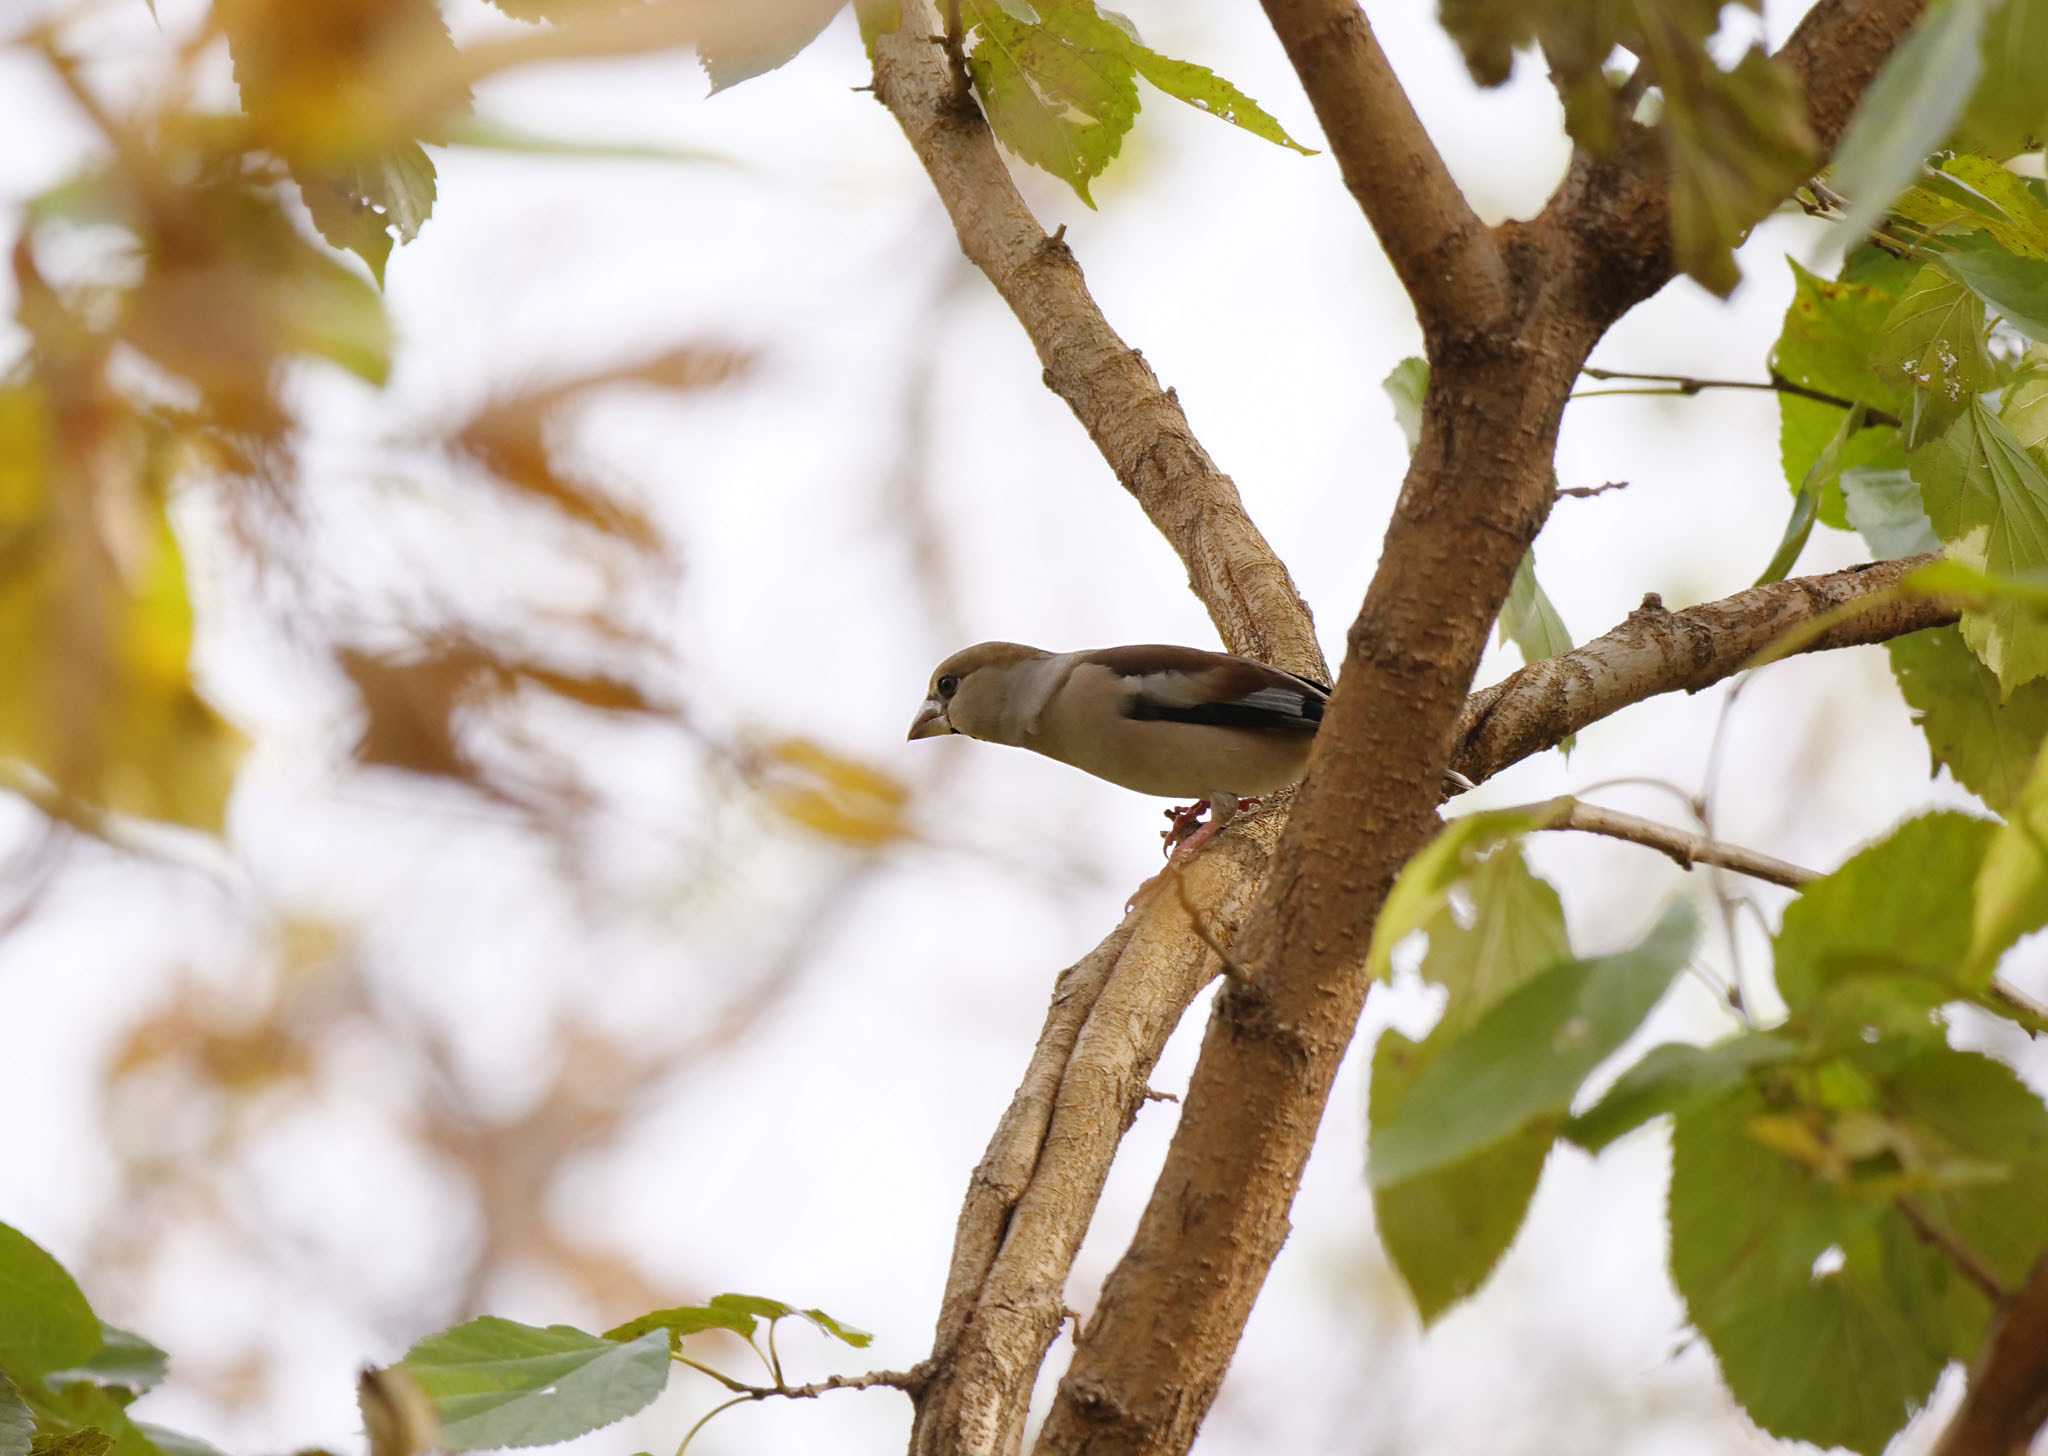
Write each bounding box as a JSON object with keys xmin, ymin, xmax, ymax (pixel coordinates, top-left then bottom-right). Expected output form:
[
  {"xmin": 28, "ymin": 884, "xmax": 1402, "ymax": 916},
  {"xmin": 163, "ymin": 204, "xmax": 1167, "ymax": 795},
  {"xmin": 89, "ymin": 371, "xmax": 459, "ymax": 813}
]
[{"xmin": 1161, "ymin": 801, "xmax": 1211, "ymax": 857}]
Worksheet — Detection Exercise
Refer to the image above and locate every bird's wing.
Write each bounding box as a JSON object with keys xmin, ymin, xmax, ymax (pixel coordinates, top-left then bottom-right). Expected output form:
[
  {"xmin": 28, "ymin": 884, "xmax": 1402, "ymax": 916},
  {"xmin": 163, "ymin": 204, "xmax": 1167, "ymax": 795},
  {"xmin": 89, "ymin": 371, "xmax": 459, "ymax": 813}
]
[{"xmin": 1089, "ymin": 646, "xmax": 1328, "ymax": 734}]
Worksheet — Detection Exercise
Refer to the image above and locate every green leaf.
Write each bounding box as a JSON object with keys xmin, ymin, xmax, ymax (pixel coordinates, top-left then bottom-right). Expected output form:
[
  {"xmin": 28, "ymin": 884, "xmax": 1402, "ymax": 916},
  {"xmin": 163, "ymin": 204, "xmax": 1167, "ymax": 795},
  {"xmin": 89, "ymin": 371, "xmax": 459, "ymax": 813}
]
[
  {"xmin": 1367, "ymin": 808, "xmax": 1553, "ymax": 981},
  {"xmin": 1370, "ymin": 1031, "xmax": 1551, "ymax": 1323},
  {"xmin": 1828, "ymin": 0, "xmax": 1990, "ymax": 245},
  {"xmin": 27, "ymin": 1432, "xmax": 112, "ymax": 1456},
  {"xmin": 45, "ymin": 1326, "xmax": 169, "ymax": 1405},
  {"xmin": 601, "ymin": 1304, "xmax": 754, "ymax": 1349},
  {"xmin": 1368, "ymin": 902, "xmax": 1697, "ymax": 1188},
  {"xmin": 276, "ymin": 252, "xmax": 394, "ymax": 386},
  {"xmin": 1774, "ymin": 810, "xmax": 1996, "ymax": 1008},
  {"xmin": 1888, "ymin": 1046, "xmax": 2048, "ymax": 1291},
  {"xmin": 796, "ymin": 1309, "xmax": 872, "ymax": 1349},
  {"xmin": 1960, "ymin": 0, "xmax": 2048, "ymax": 152},
  {"xmin": 1371, "ymin": 846, "xmax": 1570, "ymax": 1321},
  {"xmin": 1913, "ymin": 400, "xmax": 2048, "ymax": 693},
  {"xmin": 1660, "ymin": 46, "xmax": 1817, "ymax": 296},
  {"xmin": 1890, "ymin": 625, "xmax": 2048, "ymax": 813},
  {"xmin": 0, "ymin": 1224, "xmax": 101, "ymax": 1379},
  {"xmin": 1122, "ymin": 47, "xmax": 1314, "ymax": 155},
  {"xmin": 1381, "ymin": 356, "xmax": 1427, "ymax": 455},
  {"xmin": 1564, "ymin": 1032, "xmax": 1798, "ymax": 1153},
  {"xmin": 1670, "ymin": 1083, "xmax": 1973, "ymax": 1456},
  {"xmin": 297, "ymin": 143, "xmax": 438, "ymax": 287},
  {"xmin": 395, "ymin": 1318, "xmax": 671, "ymax": 1451},
  {"xmin": 1971, "ymin": 735, "xmax": 2048, "ymax": 974},
  {"xmin": 0, "ymin": 1374, "xmax": 32, "ymax": 1456},
  {"xmin": 1498, "ymin": 550, "xmax": 1572, "ymax": 665},
  {"xmin": 1874, "ymin": 263, "xmax": 1993, "ymax": 447},
  {"xmin": 1763, "ymin": 404, "xmax": 1865, "ymax": 584},
  {"xmin": 965, "ymin": 0, "xmax": 1138, "ymax": 205},
  {"xmin": 1940, "ymin": 237, "xmax": 2048, "ymax": 346},
  {"xmin": 1841, "ymin": 465, "xmax": 1940, "ymax": 558},
  {"xmin": 2006, "ymin": 354, "xmax": 2048, "ymax": 454}
]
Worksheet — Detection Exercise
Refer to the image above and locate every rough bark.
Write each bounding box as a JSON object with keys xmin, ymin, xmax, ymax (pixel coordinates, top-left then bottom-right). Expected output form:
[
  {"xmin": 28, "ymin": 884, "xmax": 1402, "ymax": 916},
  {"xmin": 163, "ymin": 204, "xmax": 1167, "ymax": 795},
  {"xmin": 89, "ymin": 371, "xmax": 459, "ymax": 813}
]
[
  {"xmin": 1452, "ymin": 553, "xmax": 1955, "ymax": 783},
  {"xmin": 864, "ymin": 0, "xmax": 1937, "ymax": 1453}
]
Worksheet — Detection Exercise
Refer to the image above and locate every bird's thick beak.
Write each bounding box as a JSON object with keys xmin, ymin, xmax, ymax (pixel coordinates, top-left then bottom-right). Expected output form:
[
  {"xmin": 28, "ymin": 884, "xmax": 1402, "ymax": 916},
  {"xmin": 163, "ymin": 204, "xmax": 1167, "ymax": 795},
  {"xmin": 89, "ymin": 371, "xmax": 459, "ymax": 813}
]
[{"xmin": 907, "ymin": 699, "xmax": 953, "ymax": 740}]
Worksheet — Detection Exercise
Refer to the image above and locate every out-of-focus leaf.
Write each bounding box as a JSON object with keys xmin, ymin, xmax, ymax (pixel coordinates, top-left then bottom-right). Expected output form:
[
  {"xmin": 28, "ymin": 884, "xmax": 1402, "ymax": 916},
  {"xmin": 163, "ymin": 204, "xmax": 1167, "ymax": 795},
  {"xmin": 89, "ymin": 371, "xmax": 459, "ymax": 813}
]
[
  {"xmin": 1842, "ymin": 465, "xmax": 1940, "ymax": 558},
  {"xmin": 1659, "ymin": 45, "xmax": 1817, "ymax": 297},
  {"xmin": 441, "ymin": 118, "xmax": 733, "ymax": 167},
  {"xmin": 299, "ymin": 144, "xmax": 438, "ymax": 286},
  {"xmin": 1912, "ymin": 400, "xmax": 2048, "ymax": 693},
  {"xmin": 1971, "ymin": 734, "xmax": 2048, "ymax": 975},
  {"xmin": 1889, "ymin": 1047, "xmax": 2048, "ymax": 1289},
  {"xmin": 0, "ymin": 1225, "xmax": 99, "ymax": 1379},
  {"xmin": 1775, "ymin": 811, "xmax": 1995, "ymax": 1008},
  {"xmin": 45, "ymin": 1326, "xmax": 169, "ymax": 1406},
  {"xmin": 1498, "ymin": 549, "xmax": 1572, "ymax": 664},
  {"xmin": 395, "ymin": 1318, "xmax": 669, "ymax": 1451},
  {"xmin": 1828, "ymin": 0, "xmax": 1989, "ymax": 245},
  {"xmin": 1564, "ymin": 1032, "xmax": 1798, "ymax": 1152},
  {"xmin": 2006, "ymin": 354, "xmax": 2048, "ymax": 454},
  {"xmin": 1369, "ymin": 902, "xmax": 1697, "ymax": 1188},
  {"xmin": 698, "ymin": 0, "xmax": 845, "ymax": 92},
  {"xmin": 1763, "ymin": 406, "xmax": 1862, "ymax": 584},
  {"xmin": 1960, "ymin": 0, "xmax": 2048, "ymax": 153},
  {"xmin": 1382, "ymin": 355, "xmax": 1427, "ymax": 454},
  {"xmin": 1891, "ymin": 626, "xmax": 2048, "ymax": 813},
  {"xmin": 1669, "ymin": 1082, "xmax": 1971, "ymax": 1456},
  {"xmin": 1874, "ymin": 263, "xmax": 1992, "ymax": 447},
  {"xmin": 797, "ymin": 1307, "xmax": 872, "ymax": 1348},
  {"xmin": 359, "ymin": 1366, "xmax": 440, "ymax": 1456},
  {"xmin": 759, "ymin": 737, "xmax": 909, "ymax": 847},
  {"xmin": 1366, "ymin": 807, "xmax": 1554, "ymax": 981},
  {"xmin": 1371, "ymin": 845, "xmax": 1570, "ymax": 1322},
  {"xmin": 1940, "ymin": 237, "xmax": 2048, "ymax": 346},
  {"xmin": 26, "ymin": 1432, "xmax": 112, "ymax": 1456},
  {"xmin": 131, "ymin": 1428, "xmax": 226, "ymax": 1456}
]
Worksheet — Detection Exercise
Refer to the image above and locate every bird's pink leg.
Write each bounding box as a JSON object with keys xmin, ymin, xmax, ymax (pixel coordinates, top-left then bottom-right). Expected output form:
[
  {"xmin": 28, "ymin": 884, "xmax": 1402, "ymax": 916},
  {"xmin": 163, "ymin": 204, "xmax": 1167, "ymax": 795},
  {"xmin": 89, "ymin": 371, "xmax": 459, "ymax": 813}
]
[
  {"xmin": 1161, "ymin": 801, "xmax": 1212, "ymax": 857},
  {"xmin": 1161, "ymin": 798, "xmax": 1262, "ymax": 859}
]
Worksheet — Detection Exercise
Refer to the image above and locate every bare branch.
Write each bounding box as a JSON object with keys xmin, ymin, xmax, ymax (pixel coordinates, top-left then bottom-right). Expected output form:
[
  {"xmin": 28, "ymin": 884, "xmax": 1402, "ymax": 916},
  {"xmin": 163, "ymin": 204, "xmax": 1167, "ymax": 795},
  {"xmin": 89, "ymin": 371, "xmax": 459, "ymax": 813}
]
[
  {"xmin": 1255, "ymin": 0, "xmax": 1506, "ymax": 337},
  {"xmin": 910, "ymin": 816, "xmax": 1284, "ymax": 1456},
  {"xmin": 1517, "ymin": 797, "xmax": 1819, "ymax": 888},
  {"xmin": 1453, "ymin": 554, "xmax": 1954, "ymax": 785},
  {"xmin": 864, "ymin": 1, "xmax": 1323, "ymax": 677},
  {"xmin": 1933, "ymin": 1247, "xmax": 2048, "ymax": 1456},
  {"xmin": 1576, "ymin": 369, "xmax": 1903, "ymax": 429}
]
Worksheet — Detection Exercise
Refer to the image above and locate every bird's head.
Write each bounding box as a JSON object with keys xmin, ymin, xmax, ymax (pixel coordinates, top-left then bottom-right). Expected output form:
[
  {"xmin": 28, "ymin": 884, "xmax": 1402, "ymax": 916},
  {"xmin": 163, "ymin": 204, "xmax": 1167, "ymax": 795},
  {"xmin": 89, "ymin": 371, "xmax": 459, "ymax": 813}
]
[{"xmin": 909, "ymin": 641, "xmax": 1049, "ymax": 744}]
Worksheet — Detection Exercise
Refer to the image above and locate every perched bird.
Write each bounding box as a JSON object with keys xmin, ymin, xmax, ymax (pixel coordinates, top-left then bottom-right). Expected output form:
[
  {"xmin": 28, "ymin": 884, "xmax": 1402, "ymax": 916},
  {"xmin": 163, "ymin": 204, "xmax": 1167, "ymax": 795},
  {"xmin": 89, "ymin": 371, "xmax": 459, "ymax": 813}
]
[{"xmin": 908, "ymin": 641, "xmax": 1337, "ymax": 855}]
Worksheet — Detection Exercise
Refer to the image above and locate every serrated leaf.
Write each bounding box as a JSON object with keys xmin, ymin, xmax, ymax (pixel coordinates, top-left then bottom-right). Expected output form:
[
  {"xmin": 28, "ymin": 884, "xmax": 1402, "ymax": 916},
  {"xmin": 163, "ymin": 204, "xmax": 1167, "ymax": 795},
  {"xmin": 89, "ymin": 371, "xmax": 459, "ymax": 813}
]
[
  {"xmin": 797, "ymin": 1309, "xmax": 872, "ymax": 1348},
  {"xmin": 601, "ymin": 1304, "xmax": 755, "ymax": 1349},
  {"xmin": 1670, "ymin": 1083, "xmax": 1971, "ymax": 1456},
  {"xmin": 1498, "ymin": 550, "xmax": 1572, "ymax": 664},
  {"xmin": 1774, "ymin": 811, "xmax": 1995, "ymax": 1008},
  {"xmin": 965, "ymin": 0, "xmax": 1138, "ymax": 204},
  {"xmin": 1875, "ymin": 263, "xmax": 1993, "ymax": 446},
  {"xmin": 1564, "ymin": 1032, "xmax": 1798, "ymax": 1152},
  {"xmin": 395, "ymin": 1318, "xmax": 670, "ymax": 1451},
  {"xmin": 1829, "ymin": 0, "xmax": 1990, "ymax": 245},
  {"xmin": 1890, "ymin": 626, "xmax": 2048, "ymax": 813},
  {"xmin": 1369, "ymin": 902, "xmax": 1697, "ymax": 1188},
  {"xmin": 1912, "ymin": 400, "xmax": 2048, "ymax": 692},
  {"xmin": 0, "ymin": 1223, "xmax": 101, "ymax": 1379},
  {"xmin": 1367, "ymin": 808, "xmax": 1553, "ymax": 981},
  {"xmin": 1122, "ymin": 47, "xmax": 1313, "ymax": 155},
  {"xmin": 1370, "ymin": 1031, "xmax": 1551, "ymax": 1323},
  {"xmin": 1842, "ymin": 465, "xmax": 1940, "ymax": 558},
  {"xmin": 1371, "ymin": 846, "xmax": 1570, "ymax": 1321}
]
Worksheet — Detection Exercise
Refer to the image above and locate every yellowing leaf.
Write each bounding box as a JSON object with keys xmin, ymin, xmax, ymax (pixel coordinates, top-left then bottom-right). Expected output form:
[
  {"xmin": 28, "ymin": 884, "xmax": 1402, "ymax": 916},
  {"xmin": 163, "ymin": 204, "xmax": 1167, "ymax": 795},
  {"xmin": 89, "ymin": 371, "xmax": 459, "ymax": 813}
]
[{"xmin": 759, "ymin": 737, "xmax": 909, "ymax": 848}]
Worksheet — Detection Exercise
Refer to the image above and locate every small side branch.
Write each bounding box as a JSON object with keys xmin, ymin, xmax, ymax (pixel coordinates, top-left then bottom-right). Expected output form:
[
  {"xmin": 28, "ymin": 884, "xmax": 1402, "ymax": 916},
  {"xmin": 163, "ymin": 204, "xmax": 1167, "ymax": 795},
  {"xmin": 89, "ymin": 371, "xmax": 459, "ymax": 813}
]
[
  {"xmin": 1577, "ymin": 368, "xmax": 1902, "ymax": 429},
  {"xmin": 1515, "ymin": 798, "xmax": 1818, "ymax": 888}
]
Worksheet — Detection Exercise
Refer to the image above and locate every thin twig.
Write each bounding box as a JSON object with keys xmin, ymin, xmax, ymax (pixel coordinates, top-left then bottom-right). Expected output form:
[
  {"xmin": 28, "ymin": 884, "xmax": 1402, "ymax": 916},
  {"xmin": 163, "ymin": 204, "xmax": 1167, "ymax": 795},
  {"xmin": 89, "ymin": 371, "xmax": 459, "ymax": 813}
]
[
  {"xmin": 1558, "ymin": 480, "xmax": 1629, "ymax": 500},
  {"xmin": 1898, "ymin": 1197, "xmax": 2014, "ymax": 1306},
  {"xmin": 1510, "ymin": 797, "xmax": 1818, "ymax": 888},
  {"xmin": 1576, "ymin": 368, "xmax": 1902, "ymax": 429}
]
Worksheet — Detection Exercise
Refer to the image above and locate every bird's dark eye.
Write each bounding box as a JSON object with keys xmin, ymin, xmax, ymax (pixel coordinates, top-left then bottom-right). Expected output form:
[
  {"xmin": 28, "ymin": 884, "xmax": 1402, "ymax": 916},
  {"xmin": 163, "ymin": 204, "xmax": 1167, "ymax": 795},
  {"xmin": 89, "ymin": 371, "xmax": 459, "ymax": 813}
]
[{"xmin": 937, "ymin": 674, "xmax": 960, "ymax": 699}]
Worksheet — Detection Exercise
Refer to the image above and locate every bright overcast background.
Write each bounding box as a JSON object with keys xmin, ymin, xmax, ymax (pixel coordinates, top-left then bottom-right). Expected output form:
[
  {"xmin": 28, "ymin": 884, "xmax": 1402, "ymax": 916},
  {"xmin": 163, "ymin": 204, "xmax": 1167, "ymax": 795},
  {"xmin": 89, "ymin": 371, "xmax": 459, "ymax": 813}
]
[{"xmin": 2, "ymin": 2, "xmax": 2045, "ymax": 1455}]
